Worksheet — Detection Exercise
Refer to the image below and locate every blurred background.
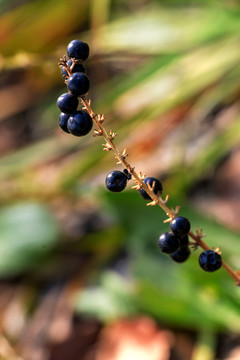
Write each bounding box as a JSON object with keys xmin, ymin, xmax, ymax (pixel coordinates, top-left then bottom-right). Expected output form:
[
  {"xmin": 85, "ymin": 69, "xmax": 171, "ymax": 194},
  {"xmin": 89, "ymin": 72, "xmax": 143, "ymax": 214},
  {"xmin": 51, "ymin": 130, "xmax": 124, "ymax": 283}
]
[{"xmin": 0, "ymin": 0, "xmax": 240, "ymax": 359}]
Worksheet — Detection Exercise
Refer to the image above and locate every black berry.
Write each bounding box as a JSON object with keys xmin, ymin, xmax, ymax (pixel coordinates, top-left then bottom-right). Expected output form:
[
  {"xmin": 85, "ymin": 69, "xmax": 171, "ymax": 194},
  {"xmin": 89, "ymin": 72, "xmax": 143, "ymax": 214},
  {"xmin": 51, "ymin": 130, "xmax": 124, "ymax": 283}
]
[
  {"xmin": 105, "ymin": 171, "xmax": 128, "ymax": 192},
  {"xmin": 170, "ymin": 246, "xmax": 191, "ymax": 263},
  {"xmin": 199, "ymin": 250, "xmax": 222, "ymax": 272},
  {"xmin": 59, "ymin": 113, "xmax": 70, "ymax": 133},
  {"xmin": 179, "ymin": 235, "xmax": 189, "ymax": 247},
  {"xmin": 61, "ymin": 60, "xmax": 86, "ymax": 80},
  {"xmin": 57, "ymin": 93, "xmax": 78, "ymax": 114},
  {"xmin": 170, "ymin": 216, "xmax": 191, "ymax": 237},
  {"xmin": 138, "ymin": 177, "xmax": 163, "ymax": 200},
  {"xmin": 67, "ymin": 72, "xmax": 90, "ymax": 96},
  {"xmin": 67, "ymin": 40, "xmax": 89, "ymax": 61},
  {"xmin": 158, "ymin": 232, "xmax": 180, "ymax": 254},
  {"xmin": 67, "ymin": 111, "xmax": 93, "ymax": 136}
]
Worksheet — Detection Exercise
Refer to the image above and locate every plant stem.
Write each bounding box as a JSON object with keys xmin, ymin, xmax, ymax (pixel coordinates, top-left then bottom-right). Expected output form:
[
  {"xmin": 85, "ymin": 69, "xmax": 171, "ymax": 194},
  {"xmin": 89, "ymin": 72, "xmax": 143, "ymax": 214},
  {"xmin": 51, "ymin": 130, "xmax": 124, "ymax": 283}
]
[
  {"xmin": 189, "ymin": 231, "xmax": 240, "ymax": 285},
  {"xmin": 81, "ymin": 96, "xmax": 174, "ymax": 215},
  {"xmin": 80, "ymin": 95, "xmax": 240, "ymax": 286}
]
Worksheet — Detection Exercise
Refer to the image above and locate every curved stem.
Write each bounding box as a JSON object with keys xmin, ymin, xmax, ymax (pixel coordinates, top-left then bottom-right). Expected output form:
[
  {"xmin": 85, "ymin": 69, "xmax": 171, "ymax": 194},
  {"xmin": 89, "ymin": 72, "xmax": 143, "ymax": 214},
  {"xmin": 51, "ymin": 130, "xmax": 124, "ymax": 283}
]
[
  {"xmin": 189, "ymin": 230, "xmax": 240, "ymax": 285},
  {"xmin": 80, "ymin": 96, "xmax": 240, "ymax": 286},
  {"xmin": 81, "ymin": 97, "xmax": 175, "ymax": 216}
]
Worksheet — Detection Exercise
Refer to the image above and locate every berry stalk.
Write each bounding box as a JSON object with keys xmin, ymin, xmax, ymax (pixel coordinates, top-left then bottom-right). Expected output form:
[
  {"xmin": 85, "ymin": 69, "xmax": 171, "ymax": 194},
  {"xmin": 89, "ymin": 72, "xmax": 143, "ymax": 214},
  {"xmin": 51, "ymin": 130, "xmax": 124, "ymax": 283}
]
[
  {"xmin": 189, "ymin": 230, "xmax": 240, "ymax": 285},
  {"xmin": 81, "ymin": 96, "xmax": 176, "ymax": 216},
  {"xmin": 57, "ymin": 40, "xmax": 240, "ymax": 286},
  {"xmin": 80, "ymin": 96, "xmax": 240, "ymax": 286}
]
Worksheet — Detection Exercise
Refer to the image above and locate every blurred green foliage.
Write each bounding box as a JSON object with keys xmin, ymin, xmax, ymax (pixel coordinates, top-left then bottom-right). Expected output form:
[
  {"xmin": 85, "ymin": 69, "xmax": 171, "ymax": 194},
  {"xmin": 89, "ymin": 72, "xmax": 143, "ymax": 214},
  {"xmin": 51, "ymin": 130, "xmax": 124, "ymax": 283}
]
[
  {"xmin": 0, "ymin": 1, "xmax": 240, "ymax": 356},
  {"xmin": 76, "ymin": 190, "xmax": 240, "ymax": 332},
  {"xmin": 0, "ymin": 203, "xmax": 58, "ymax": 276}
]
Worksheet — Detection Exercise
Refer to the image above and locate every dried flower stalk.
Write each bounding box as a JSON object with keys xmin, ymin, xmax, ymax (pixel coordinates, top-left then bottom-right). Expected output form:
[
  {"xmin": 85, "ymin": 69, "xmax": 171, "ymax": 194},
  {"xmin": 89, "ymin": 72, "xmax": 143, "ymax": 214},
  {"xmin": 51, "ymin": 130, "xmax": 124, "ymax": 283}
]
[
  {"xmin": 81, "ymin": 96, "xmax": 240, "ymax": 286},
  {"xmin": 59, "ymin": 56, "xmax": 240, "ymax": 286}
]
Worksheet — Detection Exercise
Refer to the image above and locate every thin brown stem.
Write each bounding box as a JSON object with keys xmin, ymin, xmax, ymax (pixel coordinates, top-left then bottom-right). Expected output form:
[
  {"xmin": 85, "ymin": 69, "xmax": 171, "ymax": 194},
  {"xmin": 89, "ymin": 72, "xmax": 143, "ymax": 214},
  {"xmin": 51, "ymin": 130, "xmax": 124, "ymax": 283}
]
[
  {"xmin": 81, "ymin": 96, "xmax": 175, "ymax": 217},
  {"xmin": 80, "ymin": 95, "xmax": 240, "ymax": 286},
  {"xmin": 60, "ymin": 61, "xmax": 240, "ymax": 285},
  {"xmin": 189, "ymin": 230, "xmax": 240, "ymax": 285}
]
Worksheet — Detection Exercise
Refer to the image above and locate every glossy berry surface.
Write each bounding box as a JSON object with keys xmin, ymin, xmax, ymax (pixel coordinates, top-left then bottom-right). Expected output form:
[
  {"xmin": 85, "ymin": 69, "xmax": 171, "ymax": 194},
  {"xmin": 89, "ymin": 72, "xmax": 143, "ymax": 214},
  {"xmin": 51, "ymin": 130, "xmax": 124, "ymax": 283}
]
[
  {"xmin": 179, "ymin": 235, "xmax": 189, "ymax": 247},
  {"xmin": 67, "ymin": 111, "xmax": 93, "ymax": 136},
  {"xmin": 199, "ymin": 250, "xmax": 222, "ymax": 272},
  {"xmin": 138, "ymin": 177, "xmax": 163, "ymax": 200},
  {"xmin": 170, "ymin": 216, "xmax": 191, "ymax": 237},
  {"xmin": 67, "ymin": 72, "xmax": 90, "ymax": 96},
  {"xmin": 158, "ymin": 232, "xmax": 179, "ymax": 254},
  {"xmin": 171, "ymin": 246, "xmax": 191, "ymax": 263},
  {"xmin": 67, "ymin": 40, "xmax": 89, "ymax": 61},
  {"xmin": 61, "ymin": 60, "xmax": 86, "ymax": 80},
  {"xmin": 105, "ymin": 171, "xmax": 128, "ymax": 192},
  {"xmin": 59, "ymin": 113, "xmax": 70, "ymax": 133},
  {"xmin": 57, "ymin": 93, "xmax": 78, "ymax": 114}
]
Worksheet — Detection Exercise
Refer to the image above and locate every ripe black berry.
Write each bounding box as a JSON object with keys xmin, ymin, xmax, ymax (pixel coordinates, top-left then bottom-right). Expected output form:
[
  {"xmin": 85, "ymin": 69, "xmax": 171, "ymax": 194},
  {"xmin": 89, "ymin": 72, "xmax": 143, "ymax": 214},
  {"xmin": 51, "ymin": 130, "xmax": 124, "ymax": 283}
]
[
  {"xmin": 199, "ymin": 250, "xmax": 222, "ymax": 272},
  {"xmin": 138, "ymin": 177, "xmax": 163, "ymax": 200},
  {"xmin": 67, "ymin": 72, "xmax": 90, "ymax": 96},
  {"xmin": 57, "ymin": 93, "xmax": 78, "ymax": 114},
  {"xmin": 170, "ymin": 246, "xmax": 191, "ymax": 263},
  {"xmin": 158, "ymin": 232, "xmax": 180, "ymax": 254},
  {"xmin": 67, "ymin": 111, "xmax": 93, "ymax": 136},
  {"xmin": 105, "ymin": 171, "xmax": 128, "ymax": 192},
  {"xmin": 179, "ymin": 235, "xmax": 189, "ymax": 247},
  {"xmin": 67, "ymin": 40, "xmax": 89, "ymax": 61},
  {"xmin": 59, "ymin": 113, "xmax": 70, "ymax": 133},
  {"xmin": 170, "ymin": 216, "xmax": 191, "ymax": 237},
  {"xmin": 61, "ymin": 60, "xmax": 86, "ymax": 80}
]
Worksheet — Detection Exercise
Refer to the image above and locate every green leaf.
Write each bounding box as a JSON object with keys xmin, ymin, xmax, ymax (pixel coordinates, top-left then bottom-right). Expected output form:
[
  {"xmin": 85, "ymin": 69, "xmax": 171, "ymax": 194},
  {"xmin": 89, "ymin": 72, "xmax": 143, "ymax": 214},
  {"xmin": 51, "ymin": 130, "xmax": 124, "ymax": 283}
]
[
  {"xmin": 96, "ymin": 7, "xmax": 240, "ymax": 54},
  {"xmin": 75, "ymin": 271, "xmax": 136, "ymax": 322},
  {"xmin": 0, "ymin": 0, "xmax": 89, "ymax": 56},
  {"xmin": 0, "ymin": 203, "xmax": 59, "ymax": 276}
]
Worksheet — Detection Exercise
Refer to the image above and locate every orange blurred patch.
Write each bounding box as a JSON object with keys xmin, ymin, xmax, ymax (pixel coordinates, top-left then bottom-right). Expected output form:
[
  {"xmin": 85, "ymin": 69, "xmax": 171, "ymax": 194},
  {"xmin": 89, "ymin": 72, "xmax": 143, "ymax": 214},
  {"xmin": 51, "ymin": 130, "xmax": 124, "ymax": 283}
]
[{"xmin": 96, "ymin": 317, "xmax": 173, "ymax": 360}]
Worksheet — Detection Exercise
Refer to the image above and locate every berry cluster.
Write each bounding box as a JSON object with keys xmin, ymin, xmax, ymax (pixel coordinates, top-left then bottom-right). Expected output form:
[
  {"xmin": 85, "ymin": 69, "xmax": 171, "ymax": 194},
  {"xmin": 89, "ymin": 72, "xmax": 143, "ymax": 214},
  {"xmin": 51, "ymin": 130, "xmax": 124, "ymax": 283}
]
[
  {"xmin": 158, "ymin": 216, "xmax": 191, "ymax": 263},
  {"xmin": 56, "ymin": 40, "xmax": 240, "ymax": 284},
  {"xmin": 57, "ymin": 40, "xmax": 93, "ymax": 137},
  {"xmin": 158, "ymin": 216, "xmax": 222, "ymax": 271},
  {"xmin": 105, "ymin": 167, "xmax": 222, "ymax": 271}
]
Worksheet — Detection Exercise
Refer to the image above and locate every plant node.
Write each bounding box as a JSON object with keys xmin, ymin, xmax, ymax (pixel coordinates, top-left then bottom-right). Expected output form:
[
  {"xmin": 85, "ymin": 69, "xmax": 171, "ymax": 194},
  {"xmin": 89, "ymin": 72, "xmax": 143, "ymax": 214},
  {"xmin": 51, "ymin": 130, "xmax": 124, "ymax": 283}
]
[{"xmin": 103, "ymin": 143, "xmax": 112, "ymax": 151}]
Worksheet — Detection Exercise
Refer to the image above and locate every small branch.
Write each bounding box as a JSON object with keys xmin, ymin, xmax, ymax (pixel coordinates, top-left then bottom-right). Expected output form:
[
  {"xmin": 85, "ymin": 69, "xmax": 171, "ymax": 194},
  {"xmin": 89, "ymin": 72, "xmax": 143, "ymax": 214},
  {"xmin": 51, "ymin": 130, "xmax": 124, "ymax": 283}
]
[
  {"xmin": 81, "ymin": 96, "xmax": 175, "ymax": 218},
  {"xmin": 58, "ymin": 53, "xmax": 240, "ymax": 286},
  {"xmin": 80, "ymin": 95, "xmax": 240, "ymax": 286},
  {"xmin": 189, "ymin": 230, "xmax": 240, "ymax": 285}
]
